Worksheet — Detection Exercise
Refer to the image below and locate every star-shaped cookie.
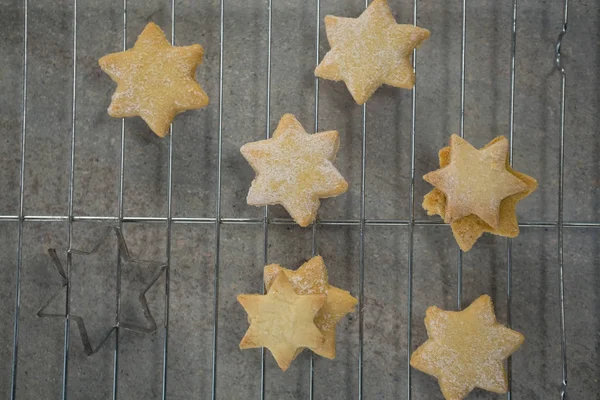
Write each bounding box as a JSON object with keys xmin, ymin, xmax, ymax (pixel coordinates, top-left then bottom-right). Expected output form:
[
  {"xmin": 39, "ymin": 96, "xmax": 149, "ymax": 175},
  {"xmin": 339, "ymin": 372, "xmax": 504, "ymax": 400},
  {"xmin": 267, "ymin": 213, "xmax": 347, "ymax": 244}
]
[
  {"xmin": 410, "ymin": 295, "xmax": 524, "ymax": 399},
  {"xmin": 264, "ymin": 256, "xmax": 357, "ymax": 359},
  {"xmin": 315, "ymin": 0, "xmax": 430, "ymax": 104},
  {"xmin": 240, "ymin": 114, "xmax": 348, "ymax": 227},
  {"xmin": 238, "ymin": 272, "xmax": 326, "ymax": 371},
  {"xmin": 423, "ymin": 135, "xmax": 537, "ymax": 251},
  {"xmin": 99, "ymin": 22, "xmax": 209, "ymax": 137}
]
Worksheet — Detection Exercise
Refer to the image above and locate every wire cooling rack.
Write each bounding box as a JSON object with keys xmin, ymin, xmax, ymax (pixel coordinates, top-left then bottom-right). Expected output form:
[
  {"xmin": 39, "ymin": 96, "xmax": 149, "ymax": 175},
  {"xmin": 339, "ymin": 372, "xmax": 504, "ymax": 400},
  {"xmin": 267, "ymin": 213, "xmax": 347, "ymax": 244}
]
[{"xmin": 4, "ymin": 0, "xmax": 585, "ymax": 398}]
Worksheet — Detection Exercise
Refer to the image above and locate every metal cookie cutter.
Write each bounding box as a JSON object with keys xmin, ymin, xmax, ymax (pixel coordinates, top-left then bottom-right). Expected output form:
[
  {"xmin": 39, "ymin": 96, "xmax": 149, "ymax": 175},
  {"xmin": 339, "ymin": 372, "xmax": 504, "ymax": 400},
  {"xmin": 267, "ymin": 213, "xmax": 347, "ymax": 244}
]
[{"xmin": 36, "ymin": 226, "xmax": 167, "ymax": 356}]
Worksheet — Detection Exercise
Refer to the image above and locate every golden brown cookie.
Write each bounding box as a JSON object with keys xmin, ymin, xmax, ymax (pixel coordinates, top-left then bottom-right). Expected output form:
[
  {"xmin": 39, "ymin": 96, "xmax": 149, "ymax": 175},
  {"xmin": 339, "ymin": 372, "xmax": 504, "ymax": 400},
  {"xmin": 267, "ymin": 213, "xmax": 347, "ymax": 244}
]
[
  {"xmin": 315, "ymin": 0, "xmax": 430, "ymax": 104},
  {"xmin": 99, "ymin": 22, "xmax": 209, "ymax": 137},
  {"xmin": 264, "ymin": 256, "xmax": 357, "ymax": 359},
  {"xmin": 238, "ymin": 272, "xmax": 326, "ymax": 371},
  {"xmin": 240, "ymin": 114, "xmax": 348, "ymax": 227},
  {"xmin": 410, "ymin": 295, "xmax": 524, "ymax": 399},
  {"xmin": 423, "ymin": 135, "xmax": 537, "ymax": 251}
]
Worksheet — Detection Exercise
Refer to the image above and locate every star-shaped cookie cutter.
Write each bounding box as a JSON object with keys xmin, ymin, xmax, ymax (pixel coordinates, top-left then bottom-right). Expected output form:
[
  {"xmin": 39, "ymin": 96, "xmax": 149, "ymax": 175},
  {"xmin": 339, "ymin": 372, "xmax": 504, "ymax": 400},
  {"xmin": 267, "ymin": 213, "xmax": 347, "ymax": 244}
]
[{"xmin": 36, "ymin": 226, "xmax": 167, "ymax": 355}]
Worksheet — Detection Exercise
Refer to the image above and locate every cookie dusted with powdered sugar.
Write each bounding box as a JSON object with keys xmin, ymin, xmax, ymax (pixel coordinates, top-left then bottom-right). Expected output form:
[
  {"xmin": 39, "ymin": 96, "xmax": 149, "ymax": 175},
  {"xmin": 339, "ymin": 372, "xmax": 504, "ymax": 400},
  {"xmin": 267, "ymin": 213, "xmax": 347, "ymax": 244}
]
[
  {"xmin": 411, "ymin": 295, "xmax": 524, "ymax": 399},
  {"xmin": 241, "ymin": 114, "xmax": 348, "ymax": 227},
  {"xmin": 315, "ymin": 0, "xmax": 430, "ymax": 104}
]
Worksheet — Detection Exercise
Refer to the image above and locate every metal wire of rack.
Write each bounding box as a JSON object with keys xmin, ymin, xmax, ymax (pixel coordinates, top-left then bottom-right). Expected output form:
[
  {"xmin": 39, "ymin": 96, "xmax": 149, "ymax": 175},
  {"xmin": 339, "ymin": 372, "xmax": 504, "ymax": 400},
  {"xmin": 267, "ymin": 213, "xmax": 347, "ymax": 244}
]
[{"xmin": 5, "ymin": 0, "xmax": 581, "ymax": 399}]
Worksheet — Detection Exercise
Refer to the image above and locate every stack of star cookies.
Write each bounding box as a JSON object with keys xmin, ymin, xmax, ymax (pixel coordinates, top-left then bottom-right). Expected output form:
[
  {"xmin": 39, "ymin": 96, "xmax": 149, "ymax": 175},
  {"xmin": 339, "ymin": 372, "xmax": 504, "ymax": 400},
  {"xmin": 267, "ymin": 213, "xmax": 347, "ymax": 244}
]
[
  {"xmin": 423, "ymin": 134, "xmax": 537, "ymax": 251},
  {"xmin": 237, "ymin": 256, "xmax": 357, "ymax": 371}
]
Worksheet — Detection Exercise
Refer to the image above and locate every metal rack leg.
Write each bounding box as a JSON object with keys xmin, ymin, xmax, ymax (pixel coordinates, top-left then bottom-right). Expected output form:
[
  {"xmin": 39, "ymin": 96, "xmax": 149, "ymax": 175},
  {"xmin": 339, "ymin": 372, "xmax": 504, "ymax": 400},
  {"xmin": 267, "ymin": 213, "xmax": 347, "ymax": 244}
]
[
  {"xmin": 557, "ymin": 75, "xmax": 568, "ymax": 400},
  {"xmin": 555, "ymin": 0, "xmax": 569, "ymax": 397},
  {"xmin": 160, "ymin": 1, "xmax": 176, "ymax": 398},
  {"xmin": 259, "ymin": 0, "xmax": 273, "ymax": 398},
  {"xmin": 456, "ymin": 0, "xmax": 467, "ymax": 310},
  {"xmin": 357, "ymin": 4, "xmax": 368, "ymax": 400},
  {"xmin": 309, "ymin": 220, "xmax": 317, "ymax": 400},
  {"xmin": 111, "ymin": 1, "xmax": 127, "ymax": 398},
  {"xmin": 505, "ymin": 0, "xmax": 518, "ymax": 397},
  {"xmin": 210, "ymin": 0, "xmax": 225, "ymax": 398},
  {"xmin": 309, "ymin": 0, "xmax": 321, "ymax": 397},
  {"xmin": 406, "ymin": 0, "xmax": 419, "ymax": 398},
  {"xmin": 357, "ymin": 100, "xmax": 367, "ymax": 400},
  {"xmin": 60, "ymin": 0, "xmax": 80, "ymax": 396},
  {"xmin": 9, "ymin": 0, "xmax": 29, "ymax": 397}
]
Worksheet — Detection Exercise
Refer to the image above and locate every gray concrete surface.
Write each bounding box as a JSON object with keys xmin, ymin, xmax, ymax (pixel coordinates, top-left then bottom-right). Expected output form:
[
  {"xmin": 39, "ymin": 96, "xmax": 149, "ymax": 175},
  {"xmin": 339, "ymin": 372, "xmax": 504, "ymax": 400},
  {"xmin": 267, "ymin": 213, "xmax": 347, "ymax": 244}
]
[{"xmin": 0, "ymin": 0, "xmax": 599, "ymax": 399}]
